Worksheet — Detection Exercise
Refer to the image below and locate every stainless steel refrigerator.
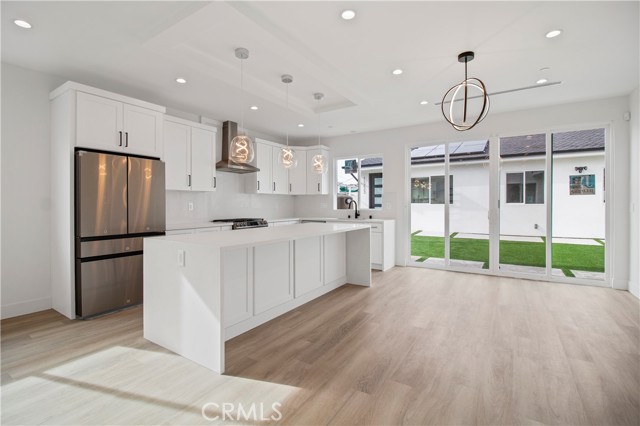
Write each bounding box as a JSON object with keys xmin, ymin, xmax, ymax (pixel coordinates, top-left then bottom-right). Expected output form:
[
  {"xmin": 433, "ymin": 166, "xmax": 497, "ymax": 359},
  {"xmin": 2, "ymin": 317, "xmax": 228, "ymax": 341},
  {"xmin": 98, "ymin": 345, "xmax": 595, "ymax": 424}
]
[{"xmin": 75, "ymin": 150, "xmax": 165, "ymax": 318}]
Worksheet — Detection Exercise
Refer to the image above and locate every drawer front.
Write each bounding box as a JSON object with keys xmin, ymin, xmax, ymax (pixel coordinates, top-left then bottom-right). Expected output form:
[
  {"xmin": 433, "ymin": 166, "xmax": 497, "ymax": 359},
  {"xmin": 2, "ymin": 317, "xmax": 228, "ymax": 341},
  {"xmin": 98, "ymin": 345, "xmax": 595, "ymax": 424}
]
[{"xmin": 370, "ymin": 223, "xmax": 382, "ymax": 233}]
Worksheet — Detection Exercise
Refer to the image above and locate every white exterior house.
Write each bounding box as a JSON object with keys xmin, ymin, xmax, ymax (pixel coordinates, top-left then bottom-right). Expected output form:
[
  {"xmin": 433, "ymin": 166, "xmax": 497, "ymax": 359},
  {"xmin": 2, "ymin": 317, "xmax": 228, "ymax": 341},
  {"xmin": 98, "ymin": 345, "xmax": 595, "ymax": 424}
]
[{"xmin": 408, "ymin": 129, "xmax": 606, "ymax": 240}]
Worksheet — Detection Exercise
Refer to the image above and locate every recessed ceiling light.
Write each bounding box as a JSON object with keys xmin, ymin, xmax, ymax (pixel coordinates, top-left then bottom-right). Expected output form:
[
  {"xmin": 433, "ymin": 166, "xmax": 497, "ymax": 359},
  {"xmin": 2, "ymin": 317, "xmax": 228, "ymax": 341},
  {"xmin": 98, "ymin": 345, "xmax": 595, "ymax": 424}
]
[
  {"xmin": 545, "ymin": 29, "xmax": 562, "ymax": 38},
  {"xmin": 536, "ymin": 78, "xmax": 548, "ymax": 84},
  {"xmin": 298, "ymin": 124, "xmax": 304, "ymax": 128},
  {"xmin": 420, "ymin": 100, "xmax": 429, "ymax": 105},
  {"xmin": 392, "ymin": 69, "xmax": 403, "ymax": 75},
  {"xmin": 250, "ymin": 105, "xmax": 258, "ymax": 110},
  {"xmin": 341, "ymin": 10, "xmax": 356, "ymax": 20},
  {"xmin": 14, "ymin": 19, "xmax": 32, "ymax": 29},
  {"xmin": 175, "ymin": 78, "xmax": 187, "ymax": 84}
]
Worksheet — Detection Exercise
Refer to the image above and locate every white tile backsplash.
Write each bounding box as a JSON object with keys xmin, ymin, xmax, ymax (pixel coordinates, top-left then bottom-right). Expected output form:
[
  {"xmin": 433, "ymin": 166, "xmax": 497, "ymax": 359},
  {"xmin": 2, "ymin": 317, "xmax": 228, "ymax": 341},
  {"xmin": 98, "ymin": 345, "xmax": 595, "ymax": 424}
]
[{"xmin": 166, "ymin": 173, "xmax": 295, "ymax": 225}]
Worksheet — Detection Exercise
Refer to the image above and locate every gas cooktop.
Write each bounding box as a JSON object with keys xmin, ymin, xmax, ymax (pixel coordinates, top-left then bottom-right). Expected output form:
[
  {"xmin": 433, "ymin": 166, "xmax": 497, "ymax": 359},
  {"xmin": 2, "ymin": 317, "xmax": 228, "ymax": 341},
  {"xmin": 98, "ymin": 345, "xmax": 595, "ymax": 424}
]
[{"xmin": 211, "ymin": 218, "xmax": 268, "ymax": 230}]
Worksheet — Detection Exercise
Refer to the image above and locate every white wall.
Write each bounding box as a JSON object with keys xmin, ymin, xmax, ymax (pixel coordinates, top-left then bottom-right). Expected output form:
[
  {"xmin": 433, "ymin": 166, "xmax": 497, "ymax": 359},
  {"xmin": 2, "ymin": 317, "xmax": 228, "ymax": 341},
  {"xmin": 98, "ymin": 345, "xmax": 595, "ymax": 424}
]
[
  {"xmin": 1, "ymin": 63, "xmax": 64, "ymax": 318},
  {"xmin": 295, "ymin": 95, "xmax": 631, "ymax": 290},
  {"xmin": 629, "ymin": 86, "xmax": 639, "ymax": 299}
]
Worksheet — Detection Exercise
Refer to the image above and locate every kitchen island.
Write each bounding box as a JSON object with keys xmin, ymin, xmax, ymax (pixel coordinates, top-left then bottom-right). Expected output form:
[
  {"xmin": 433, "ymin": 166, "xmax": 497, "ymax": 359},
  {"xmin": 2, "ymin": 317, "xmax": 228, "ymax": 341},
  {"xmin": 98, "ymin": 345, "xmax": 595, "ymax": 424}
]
[{"xmin": 143, "ymin": 222, "xmax": 371, "ymax": 373}]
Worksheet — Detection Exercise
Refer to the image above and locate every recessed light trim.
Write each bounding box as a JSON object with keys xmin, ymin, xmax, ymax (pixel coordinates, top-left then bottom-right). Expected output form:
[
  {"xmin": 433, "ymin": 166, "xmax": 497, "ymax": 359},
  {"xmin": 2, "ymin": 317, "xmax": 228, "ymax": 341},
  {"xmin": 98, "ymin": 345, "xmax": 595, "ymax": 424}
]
[
  {"xmin": 250, "ymin": 105, "xmax": 258, "ymax": 110},
  {"xmin": 420, "ymin": 100, "xmax": 429, "ymax": 105},
  {"xmin": 545, "ymin": 29, "xmax": 562, "ymax": 38},
  {"xmin": 341, "ymin": 9, "xmax": 356, "ymax": 20},
  {"xmin": 536, "ymin": 78, "xmax": 548, "ymax": 84},
  {"xmin": 298, "ymin": 124, "xmax": 304, "ymax": 128},
  {"xmin": 392, "ymin": 69, "xmax": 403, "ymax": 75},
  {"xmin": 14, "ymin": 19, "xmax": 32, "ymax": 29},
  {"xmin": 175, "ymin": 78, "xmax": 187, "ymax": 84}
]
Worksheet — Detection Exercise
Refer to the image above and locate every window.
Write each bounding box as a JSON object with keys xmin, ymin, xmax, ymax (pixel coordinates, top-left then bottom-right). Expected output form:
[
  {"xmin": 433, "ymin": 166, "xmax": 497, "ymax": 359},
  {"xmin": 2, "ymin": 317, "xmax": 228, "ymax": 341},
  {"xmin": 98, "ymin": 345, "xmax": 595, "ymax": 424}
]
[
  {"xmin": 506, "ymin": 171, "xmax": 544, "ymax": 204},
  {"xmin": 410, "ymin": 175, "xmax": 453, "ymax": 204},
  {"xmin": 336, "ymin": 156, "xmax": 383, "ymax": 210}
]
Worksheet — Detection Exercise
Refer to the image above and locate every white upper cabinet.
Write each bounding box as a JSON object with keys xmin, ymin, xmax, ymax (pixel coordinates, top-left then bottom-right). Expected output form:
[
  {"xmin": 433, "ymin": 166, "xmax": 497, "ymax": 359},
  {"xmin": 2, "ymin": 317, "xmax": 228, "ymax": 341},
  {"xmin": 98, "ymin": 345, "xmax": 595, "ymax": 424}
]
[
  {"xmin": 76, "ymin": 91, "xmax": 163, "ymax": 158},
  {"xmin": 122, "ymin": 104, "xmax": 163, "ymax": 157},
  {"xmin": 190, "ymin": 127, "xmax": 217, "ymax": 191},
  {"xmin": 164, "ymin": 120, "xmax": 191, "ymax": 191},
  {"xmin": 306, "ymin": 147, "xmax": 330, "ymax": 195},
  {"xmin": 271, "ymin": 146, "xmax": 289, "ymax": 194},
  {"xmin": 288, "ymin": 149, "xmax": 307, "ymax": 194},
  {"xmin": 76, "ymin": 92, "xmax": 123, "ymax": 152},
  {"xmin": 164, "ymin": 117, "xmax": 217, "ymax": 192},
  {"xmin": 246, "ymin": 142, "xmax": 330, "ymax": 196},
  {"xmin": 253, "ymin": 141, "xmax": 272, "ymax": 194}
]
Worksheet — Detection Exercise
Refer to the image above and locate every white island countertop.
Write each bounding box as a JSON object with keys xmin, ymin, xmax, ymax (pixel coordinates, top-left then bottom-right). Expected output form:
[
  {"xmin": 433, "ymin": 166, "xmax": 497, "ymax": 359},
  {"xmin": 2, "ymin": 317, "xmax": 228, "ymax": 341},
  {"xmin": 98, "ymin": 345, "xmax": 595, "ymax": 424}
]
[{"xmin": 156, "ymin": 222, "xmax": 372, "ymax": 249}]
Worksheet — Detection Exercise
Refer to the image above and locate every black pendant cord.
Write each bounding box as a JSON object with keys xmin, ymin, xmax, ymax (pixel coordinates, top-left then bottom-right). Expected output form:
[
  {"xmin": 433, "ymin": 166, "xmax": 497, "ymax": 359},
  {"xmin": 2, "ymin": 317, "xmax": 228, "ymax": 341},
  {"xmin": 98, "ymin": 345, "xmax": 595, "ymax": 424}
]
[{"xmin": 463, "ymin": 57, "xmax": 468, "ymax": 123}]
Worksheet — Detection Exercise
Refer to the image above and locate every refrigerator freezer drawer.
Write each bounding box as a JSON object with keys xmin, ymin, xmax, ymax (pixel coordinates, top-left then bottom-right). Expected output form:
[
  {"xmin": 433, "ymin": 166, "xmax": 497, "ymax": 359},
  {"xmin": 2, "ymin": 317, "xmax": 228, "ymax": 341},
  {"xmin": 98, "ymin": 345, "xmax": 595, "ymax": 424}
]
[
  {"xmin": 78, "ymin": 237, "xmax": 144, "ymax": 258},
  {"xmin": 76, "ymin": 253, "xmax": 143, "ymax": 318}
]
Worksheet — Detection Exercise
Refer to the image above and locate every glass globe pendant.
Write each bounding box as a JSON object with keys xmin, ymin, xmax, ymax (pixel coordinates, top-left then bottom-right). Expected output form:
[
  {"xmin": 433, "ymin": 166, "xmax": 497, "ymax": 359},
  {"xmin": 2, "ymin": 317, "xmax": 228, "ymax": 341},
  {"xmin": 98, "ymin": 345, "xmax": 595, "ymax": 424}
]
[
  {"xmin": 278, "ymin": 146, "xmax": 297, "ymax": 169},
  {"xmin": 279, "ymin": 74, "xmax": 297, "ymax": 169},
  {"xmin": 312, "ymin": 153, "xmax": 328, "ymax": 175},
  {"xmin": 230, "ymin": 47, "xmax": 255, "ymax": 164},
  {"xmin": 230, "ymin": 134, "xmax": 255, "ymax": 163},
  {"xmin": 312, "ymin": 92, "xmax": 328, "ymax": 174}
]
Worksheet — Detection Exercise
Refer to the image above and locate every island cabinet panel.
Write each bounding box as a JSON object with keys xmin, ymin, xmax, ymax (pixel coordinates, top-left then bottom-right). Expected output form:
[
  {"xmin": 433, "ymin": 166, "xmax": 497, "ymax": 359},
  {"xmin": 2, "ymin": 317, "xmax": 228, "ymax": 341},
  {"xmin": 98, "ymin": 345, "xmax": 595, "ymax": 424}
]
[
  {"xmin": 222, "ymin": 248, "xmax": 253, "ymax": 326},
  {"xmin": 254, "ymin": 241, "xmax": 293, "ymax": 314},
  {"xmin": 294, "ymin": 236, "xmax": 323, "ymax": 297},
  {"xmin": 324, "ymin": 233, "xmax": 347, "ymax": 285}
]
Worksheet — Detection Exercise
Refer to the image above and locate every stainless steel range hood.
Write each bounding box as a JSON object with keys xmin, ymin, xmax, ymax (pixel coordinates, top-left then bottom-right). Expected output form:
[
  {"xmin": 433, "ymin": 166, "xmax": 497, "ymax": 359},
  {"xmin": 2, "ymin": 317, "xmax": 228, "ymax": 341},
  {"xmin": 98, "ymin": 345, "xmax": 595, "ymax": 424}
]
[{"xmin": 216, "ymin": 121, "xmax": 260, "ymax": 174}]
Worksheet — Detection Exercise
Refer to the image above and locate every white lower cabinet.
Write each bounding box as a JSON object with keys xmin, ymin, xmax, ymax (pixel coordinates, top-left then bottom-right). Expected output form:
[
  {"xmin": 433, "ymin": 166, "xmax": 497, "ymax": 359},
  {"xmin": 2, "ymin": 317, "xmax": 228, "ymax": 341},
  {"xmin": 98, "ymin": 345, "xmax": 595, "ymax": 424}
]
[
  {"xmin": 222, "ymin": 248, "xmax": 252, "ymax": 326},
  {"xmin": 253, "ymin": 242, "xmax": 292, "ymax": 314},
  {"xmin": 324, "ymin": 233, "xmax": 347, "ymax": 285},
  {"xmin": 371, "ymin": 231, "xmax": 383, "ymax": 265},
  {"xmin": 294, "ymin": 236, "xmax": 323, "ymax": 297}
]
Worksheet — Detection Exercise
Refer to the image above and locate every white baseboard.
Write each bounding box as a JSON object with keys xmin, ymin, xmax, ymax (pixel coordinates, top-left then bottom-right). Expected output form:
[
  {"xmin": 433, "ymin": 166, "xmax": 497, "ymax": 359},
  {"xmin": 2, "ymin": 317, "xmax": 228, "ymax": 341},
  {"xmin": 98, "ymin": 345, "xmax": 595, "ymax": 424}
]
[
  {"xmin": 629, "ymin": 281, "xmax": 640, "ymax": 299},
  {"xmin": 1, "ymin": 297, "xmax": 52, "ymax": 320}
]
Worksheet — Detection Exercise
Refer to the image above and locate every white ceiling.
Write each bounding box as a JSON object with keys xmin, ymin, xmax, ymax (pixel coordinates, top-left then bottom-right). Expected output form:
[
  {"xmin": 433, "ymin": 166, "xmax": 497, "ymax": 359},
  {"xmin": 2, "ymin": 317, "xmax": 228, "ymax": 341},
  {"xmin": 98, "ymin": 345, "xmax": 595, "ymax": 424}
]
[{"xmin": 2, "ymin": 1, "xmax": 638, "ymax": 142}]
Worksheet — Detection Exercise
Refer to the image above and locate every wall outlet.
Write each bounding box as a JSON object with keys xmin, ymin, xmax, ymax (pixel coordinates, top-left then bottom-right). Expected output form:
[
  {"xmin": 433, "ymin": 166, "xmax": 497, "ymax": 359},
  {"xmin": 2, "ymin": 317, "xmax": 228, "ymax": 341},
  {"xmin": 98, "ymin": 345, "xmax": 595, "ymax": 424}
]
[{"xmin": 188, "ymin": 202, "xmax": 194, "ymax": 211}]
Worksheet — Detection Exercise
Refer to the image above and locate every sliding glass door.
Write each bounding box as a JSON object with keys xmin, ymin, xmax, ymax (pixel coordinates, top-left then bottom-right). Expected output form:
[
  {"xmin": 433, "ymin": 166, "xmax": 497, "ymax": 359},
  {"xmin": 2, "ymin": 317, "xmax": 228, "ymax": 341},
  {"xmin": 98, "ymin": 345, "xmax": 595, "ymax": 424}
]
[
  {"xmin": 551, "ymin": 129, "xmax": 606, "ymax": 281},
  {"xmin": 409, "ymin": 141, "xmax": 490, "ymax": 271},
  {"xmin": 408, "ymin": 127, "xmax": 607, "ymax": 286},
  {"xmin": 499, "ymin": 134, "xmax": 547, "ymax": 276}
]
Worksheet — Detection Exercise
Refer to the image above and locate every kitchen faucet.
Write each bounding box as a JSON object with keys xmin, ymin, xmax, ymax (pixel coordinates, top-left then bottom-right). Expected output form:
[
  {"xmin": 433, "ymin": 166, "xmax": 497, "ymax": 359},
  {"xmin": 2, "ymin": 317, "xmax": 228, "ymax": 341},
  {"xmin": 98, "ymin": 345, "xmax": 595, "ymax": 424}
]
[{"xmin": 346, "ymin": 197, "xmax": 360, "ymax": 219}]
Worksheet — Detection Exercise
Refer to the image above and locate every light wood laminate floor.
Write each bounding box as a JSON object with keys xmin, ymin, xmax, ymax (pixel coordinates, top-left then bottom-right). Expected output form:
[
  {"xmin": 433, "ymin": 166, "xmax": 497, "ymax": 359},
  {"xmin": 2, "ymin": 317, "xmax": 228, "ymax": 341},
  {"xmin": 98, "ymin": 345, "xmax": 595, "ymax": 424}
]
[{"xmin": 2, "ymin": 267, "xmax": 639, "ymax": 425}]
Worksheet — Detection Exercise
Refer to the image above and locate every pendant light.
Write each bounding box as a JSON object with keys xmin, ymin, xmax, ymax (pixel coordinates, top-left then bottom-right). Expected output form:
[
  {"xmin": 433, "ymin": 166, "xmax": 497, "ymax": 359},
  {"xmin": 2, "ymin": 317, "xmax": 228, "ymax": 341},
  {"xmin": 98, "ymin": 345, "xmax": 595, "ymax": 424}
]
[
  {"xmin": 229, "ymin": 48, "xmax": 255, "ymax": 164},
  {"xmin": 278, "ymin": 74, "xmax": 297, "ymax": 169},
  {"xmin": 441, "ymin": 51, "xmax": 490, "ymax": 131},
  {"xmin": 312, "ymin": 92, "xmax": 328, "ymax": 174}
]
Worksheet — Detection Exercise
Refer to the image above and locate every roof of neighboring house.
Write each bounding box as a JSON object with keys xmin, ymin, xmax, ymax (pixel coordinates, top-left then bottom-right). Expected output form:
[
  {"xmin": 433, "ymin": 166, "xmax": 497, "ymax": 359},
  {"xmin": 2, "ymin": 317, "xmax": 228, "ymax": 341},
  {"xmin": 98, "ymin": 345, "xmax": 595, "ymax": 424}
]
[
  {"xmin": 405, "ymin": 128, "xmax": 604, "ymax": 166},
  {"xmin": 361, "ymin": 157, "xmax": 383, "ymax": 167}
]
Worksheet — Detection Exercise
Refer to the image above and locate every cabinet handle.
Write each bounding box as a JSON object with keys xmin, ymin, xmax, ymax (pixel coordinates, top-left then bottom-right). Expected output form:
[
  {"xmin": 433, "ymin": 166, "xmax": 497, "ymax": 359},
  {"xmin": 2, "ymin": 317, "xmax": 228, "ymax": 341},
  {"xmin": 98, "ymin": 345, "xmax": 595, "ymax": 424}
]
[
  {"xmin": 289, "ymin": 183, "xmax": 292, "ymax": 193},
  {"xmin": 273, "ymin": 182, "xmax": 276, "ymax": 192},
  {"xmin": 213, "ymin": 177, "xmax": 216, "ymax": 188},
  {"xmin": 188, "ymin": 174, "xmax": 191, "ymax": 187},
  {"xmin": 257, "ymin": 181, "xmax": 260, "ymax": 191},
  {"xmin": 125, "ymin": 132, "xmax": 129, "ymax": 147},
  {"xmin": 318, "ymin": 183, "xmax": 320, "ymax": 192},
  {"xmin": 118, "ymin": 131, "xmax": 123, "ymax": 147}
]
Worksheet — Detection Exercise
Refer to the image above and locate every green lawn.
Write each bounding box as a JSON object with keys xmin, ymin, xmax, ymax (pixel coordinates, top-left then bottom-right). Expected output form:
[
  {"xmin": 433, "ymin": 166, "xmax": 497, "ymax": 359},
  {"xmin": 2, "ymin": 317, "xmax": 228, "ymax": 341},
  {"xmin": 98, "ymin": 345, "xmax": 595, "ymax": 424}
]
[{"xmin": 411, "ymin": 235, "xmax": 604, "ymax": 273}]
